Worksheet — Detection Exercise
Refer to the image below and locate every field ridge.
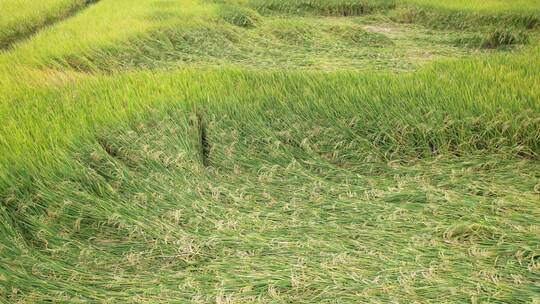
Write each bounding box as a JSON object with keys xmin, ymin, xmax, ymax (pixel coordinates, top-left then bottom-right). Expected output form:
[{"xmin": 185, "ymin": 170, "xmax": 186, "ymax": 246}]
[{"xmin": 0, "ymin": 0, "xmax": 99, "ymax": 50}]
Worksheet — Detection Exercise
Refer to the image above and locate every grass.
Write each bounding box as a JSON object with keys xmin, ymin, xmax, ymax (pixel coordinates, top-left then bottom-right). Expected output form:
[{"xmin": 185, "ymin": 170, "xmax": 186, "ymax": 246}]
[
  {"xmin": 402, "ymin": 0, "xmax": 540, "ymax": 13},
  {"xmin": 219, "ymin": 4, "xmax": 262, "ymax": 27},
  {"xmin": 2, "ymin": 8, "xmax": 522, "ymax": 72},
  {"xmin": 1, "ymin": 0, "xmax": 215, "ymax": 69},
  {"xmin": 50, "ymin": 17, "xmax": 481, "ymax": 72},
  {"xmin": 245, "ymin": 0, "xmax": 397, "ymax": 16},
  {"xmin": 1, "ymin": 0, "xmax": 540, "ymax": 302},
  {"xmin": 0, "ymin": 0, "xmax": 89, "ymax": 49}
]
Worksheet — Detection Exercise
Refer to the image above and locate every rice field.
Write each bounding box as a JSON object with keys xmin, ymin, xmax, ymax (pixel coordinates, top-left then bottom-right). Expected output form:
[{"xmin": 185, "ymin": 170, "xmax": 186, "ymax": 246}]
[
  {"xmin": 0, "ymin": 0, "xmax": 90, "ymax": 49},
  {"xmin": 1, "ymin": 0, "xmax": 539, "ymax": 302}
]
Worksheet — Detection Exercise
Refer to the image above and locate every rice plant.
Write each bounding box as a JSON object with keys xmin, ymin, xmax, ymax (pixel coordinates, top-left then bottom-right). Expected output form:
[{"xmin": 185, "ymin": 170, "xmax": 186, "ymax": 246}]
[{"xmin": 1, "ymin": 0, "xmax": 539, "ymax": 302}]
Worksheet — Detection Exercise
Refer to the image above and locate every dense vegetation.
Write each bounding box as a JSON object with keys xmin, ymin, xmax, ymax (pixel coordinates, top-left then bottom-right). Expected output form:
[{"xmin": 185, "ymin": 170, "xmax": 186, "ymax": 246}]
[
  {"xmin": 1, "ymin": 0, "xmax": 539, "ymax": 302},
  {"xmin": 0, "ymin": 0, "xmax": 91, "ymax": 49}
]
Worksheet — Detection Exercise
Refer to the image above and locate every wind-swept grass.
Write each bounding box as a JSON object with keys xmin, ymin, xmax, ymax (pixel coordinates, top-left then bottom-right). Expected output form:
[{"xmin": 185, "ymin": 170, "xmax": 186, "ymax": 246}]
[
  {"xmin": 1, "ymin": 0, "xmax": 540, "ymax": 302},
  {"xmin": 393, "ymin": 0, "xmax": 540, "ymax": 30},
  {"xmin": 0, "ymin": 0, "xmax": 89, "ymax": 49},
  {"xmin": 2, "ymin": 0, "xmax": 535, "ymax": 73},
  {"xmin": 1, "ymin": 0, "xmax": 216, "ymax": 68},
  {"xmin": 402, "ymin": 0, "xmax": 540, "ymax": 14},
  {"xmin": 2, "ymin": 106, "xmax": 539, "ymax": 302},
  {"xmin": 246, "ymin": 0, "xmax": 396, "ymax": 16},
  {"xmin": 1, "ymin": 41, "xmax": 539, "ymax": 183}
]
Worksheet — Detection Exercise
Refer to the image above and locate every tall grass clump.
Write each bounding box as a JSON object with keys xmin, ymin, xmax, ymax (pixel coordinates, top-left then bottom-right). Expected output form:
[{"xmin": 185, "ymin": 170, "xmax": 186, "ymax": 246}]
[
  {"xmin": 219, "ymin": 5, "xmax": 261, "ymax": 27},
  {"xmin": 391, "ymin": 6, "xmax": 540, "ymax": 30},
  {"xmin": 401, "ymin": 0, "xmax": 540, "ymax": 15},
  {"xmin": 480, "ymin": 29, "xmax": 530, "ymax": 48},
  {"xmin": 454, "ymin": 29, "xmax": 530, "ymax": 49},
  {"xmin": 248, "ymin": 0, "xmax": 396, "ymax": 16}
]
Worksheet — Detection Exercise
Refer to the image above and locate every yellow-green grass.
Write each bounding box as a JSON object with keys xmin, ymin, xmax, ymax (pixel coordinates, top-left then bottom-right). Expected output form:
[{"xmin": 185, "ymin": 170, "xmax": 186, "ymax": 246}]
[
  {"xmin": 245, "ymin": 0, "xmax": 397, "ymax": 16},
  {"xmin": 239, "ymin": 0, "xmax": 540, "ymax": 16},
  {"xmin": 402, "ymin": 0, "xmax": 540, "ymax": 13},
  {"xmin": 1, "ymin": 0, "xmax": 534, "ymax": 73},
  {"xmin": 1, "ymin": 0, "xmax": 540, "ymax": 302},
  {"xmin": 1, "ymin": 62, "xmax": 539, "ymax": 300},
  {"xmin": 1, "ymin": 43, "xmax": 540, "ymax": 186},
  {"xmin": 393, "ymin": 0, "xmax": 540, "ymax": 30},
  {"xmin": 0, "ymin": 0, "xmax": 88, "ymax": 49},
  {"xmin": 2, "ymin": 107, "xmax": 539, "ymax": 301},
  {"xmin": 1, "ymin": 0, "xmax": 217, "ymax": 69}
]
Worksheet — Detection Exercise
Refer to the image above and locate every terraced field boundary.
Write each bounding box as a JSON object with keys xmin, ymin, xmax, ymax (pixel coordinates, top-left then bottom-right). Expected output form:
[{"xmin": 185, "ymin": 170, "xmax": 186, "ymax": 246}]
[{"xmin": 0, "ymin": 0, "xmax": 99, "ymax": 50}]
